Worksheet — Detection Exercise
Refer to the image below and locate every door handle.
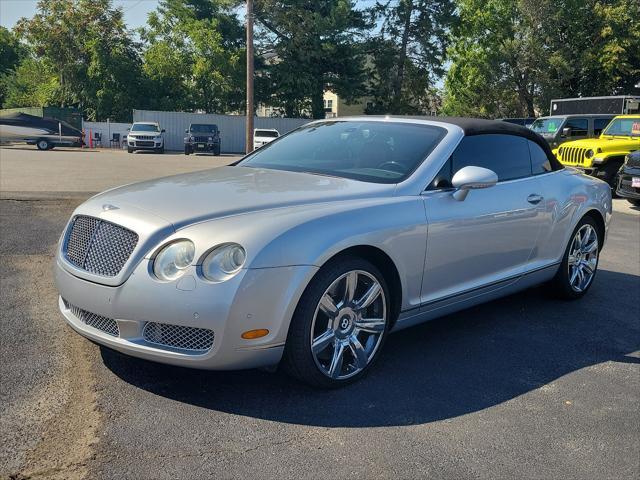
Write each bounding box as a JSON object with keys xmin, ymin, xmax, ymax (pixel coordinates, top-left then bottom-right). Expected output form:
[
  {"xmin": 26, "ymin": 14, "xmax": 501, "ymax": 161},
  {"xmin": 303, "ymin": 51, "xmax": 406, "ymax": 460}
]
[{"xmin": 527, "ymin": 194, "xmax": 543, "ymax": 205}]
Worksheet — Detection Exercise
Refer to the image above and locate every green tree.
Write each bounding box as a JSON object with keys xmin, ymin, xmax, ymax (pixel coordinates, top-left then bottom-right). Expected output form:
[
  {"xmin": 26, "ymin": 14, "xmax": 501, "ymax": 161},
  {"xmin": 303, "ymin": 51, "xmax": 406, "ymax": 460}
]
[
  {"xmin": 14, "ymin": 0, "xmax": 145, "ymax": 121},
  {"xmin": 442, "ymin": 0, "xmax": 547, "ymax": 118},
  {"xmin": 0, "ymin": 26, "xmax": 26, "ymax": 106},
  {"xmin": 365, "ymin": 0, "xmax": 456, "ymax": 114},
  {"xmin": 2, "ymin": 58, "xmax": 58, "ymax": 108},
  {"xmin": 443, "ymin": 0, "xmax": 640, "ymax": 118},
  {"xmin": 255, "ymin": 1, "xmax": 370, "ymax": 119},
  {"xmin": 142, "ymin": 0, "xmax": 245, "ymax": 113}
]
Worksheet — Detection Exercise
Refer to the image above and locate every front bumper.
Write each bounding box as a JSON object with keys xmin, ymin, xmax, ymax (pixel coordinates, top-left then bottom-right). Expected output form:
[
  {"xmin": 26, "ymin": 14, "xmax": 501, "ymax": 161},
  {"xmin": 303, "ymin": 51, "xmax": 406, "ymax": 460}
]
[
  {"xmin": 186, "ymin": 142, "xmax": 219, "ymax": 153},
  {"xmin": 616, "ymin": 167, "xmax": 640, "ymax": 199},
  {"xmin": 128, "ymin": 138, "xmax": 163, "ymax": 150},
  {"xmin": 54, "ymin": 257, "xmax": 318, "ymax": 370}
]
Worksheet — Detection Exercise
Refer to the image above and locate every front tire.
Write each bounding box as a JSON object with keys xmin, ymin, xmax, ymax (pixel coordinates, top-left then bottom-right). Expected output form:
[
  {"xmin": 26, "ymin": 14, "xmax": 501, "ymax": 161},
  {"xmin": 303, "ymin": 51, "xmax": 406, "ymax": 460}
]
[
  {"xmin": 184, "ymin": 146, "xmax": 191, "ymax": 155},
  {"xmin": 550, "ymin": 216, "xmax": 601, "ymax": 299},
  {"xmin": 36, "ymin": 139, "xmax": 50, "ymax": 150},
  {"xmin": 283, "ymin": 256, "xmax": 391, "ymax": 388}
]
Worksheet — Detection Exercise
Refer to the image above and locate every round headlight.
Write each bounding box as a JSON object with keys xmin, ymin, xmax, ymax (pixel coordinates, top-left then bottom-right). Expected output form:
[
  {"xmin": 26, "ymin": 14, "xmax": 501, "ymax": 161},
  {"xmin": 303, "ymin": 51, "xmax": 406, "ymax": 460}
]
[
  {"xmin": 585, "ymin": 149, "xmax": 594, "ymax": 158},
  {"xmin": 201, "ymin": 244, "xmax": 246, "ymax": 282},
  {"xmin": 153, "ymin": 240, "xmax": 195, "ymax": 281}
]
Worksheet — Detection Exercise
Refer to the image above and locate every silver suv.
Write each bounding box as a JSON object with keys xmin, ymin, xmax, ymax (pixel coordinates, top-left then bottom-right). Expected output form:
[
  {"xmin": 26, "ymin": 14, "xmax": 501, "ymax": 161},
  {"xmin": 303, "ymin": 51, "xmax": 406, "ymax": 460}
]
[{"xmin": 127, "ymin": 122, "xmax": 165, "ymax": 154}]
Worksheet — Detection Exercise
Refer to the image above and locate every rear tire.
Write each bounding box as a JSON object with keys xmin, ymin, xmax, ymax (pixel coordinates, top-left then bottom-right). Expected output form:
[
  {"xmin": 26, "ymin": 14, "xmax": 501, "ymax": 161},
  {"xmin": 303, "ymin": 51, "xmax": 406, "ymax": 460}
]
[
  {"xmin": 282, "ymin": 256, "xmax": 391, "ymax": 388},
  {"xmin": 549, "ymin": 215, "xmax": 601, "ymax": 300},
  {"xmin": 36, "ymin": 139, "xmax": 50, "ymax": 150},
  {"xmin": 214, "ymin": 145, "xmax": 221, "ymax": 156}
]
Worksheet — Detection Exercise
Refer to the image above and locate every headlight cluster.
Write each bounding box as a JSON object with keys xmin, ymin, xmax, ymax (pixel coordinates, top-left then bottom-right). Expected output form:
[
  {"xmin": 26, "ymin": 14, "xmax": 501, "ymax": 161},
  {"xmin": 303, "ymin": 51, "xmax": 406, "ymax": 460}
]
[
  {"xmin": 152, "ymin": 240, "xmax": 246, "ymax": 283},
  {"xmin": 585, "ymin": 149, "xmax": 594, "ymax": 158},
  {"xmin": 153, "ymin": 240, "xmax": 195, "ymax": 281},
  {"xmin": 201, "ymin": 244, "xmax": 246, "ymax": 282}
]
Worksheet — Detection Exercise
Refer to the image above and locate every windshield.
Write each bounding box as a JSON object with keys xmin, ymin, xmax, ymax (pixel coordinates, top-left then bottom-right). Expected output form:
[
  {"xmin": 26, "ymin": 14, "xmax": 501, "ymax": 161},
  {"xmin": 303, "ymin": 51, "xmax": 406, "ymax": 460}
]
[
  {"xmin": 602, "ymin": 117, "xmax": 640, "ymax": 137},
  {"xmin": 530, "ymin": 117, "xmax": 563, "ymax": 134},
  {"xmin": 190, "ymin": 124, "xmax": 218, "ymax": 133},
  {"xmin": 131, "ymin": 123, "xmax": 160, "ymax": 132},
  {"xmin": 239, "ymin": 121, "xmax": 447, "ymax": 184},
  {"xmin": 255, "ymin": 130, "xmax": 279, "ymax": 138}
]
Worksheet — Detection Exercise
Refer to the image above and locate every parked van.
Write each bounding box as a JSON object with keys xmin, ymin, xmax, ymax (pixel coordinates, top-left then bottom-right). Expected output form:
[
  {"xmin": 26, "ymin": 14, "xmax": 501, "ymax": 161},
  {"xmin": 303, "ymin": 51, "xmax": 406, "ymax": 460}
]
[{"xmin": 530, "ymin": 114, "xmax": 615, "ymax": 149}]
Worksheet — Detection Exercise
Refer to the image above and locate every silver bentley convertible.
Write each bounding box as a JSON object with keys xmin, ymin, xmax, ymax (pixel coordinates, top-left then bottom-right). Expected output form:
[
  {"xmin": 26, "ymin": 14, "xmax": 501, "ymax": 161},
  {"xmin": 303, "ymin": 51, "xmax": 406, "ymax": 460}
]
[{"xmin": 54, "ymin": 117, "xmax": 612, "ymax": 387}]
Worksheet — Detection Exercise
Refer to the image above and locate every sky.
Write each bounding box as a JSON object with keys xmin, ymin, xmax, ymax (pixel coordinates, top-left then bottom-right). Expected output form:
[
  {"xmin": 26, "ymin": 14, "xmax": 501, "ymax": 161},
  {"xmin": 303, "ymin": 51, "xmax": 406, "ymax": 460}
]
[{"xmin": 0, "ymin": 0, "xmax": 160, "ymax": 30}]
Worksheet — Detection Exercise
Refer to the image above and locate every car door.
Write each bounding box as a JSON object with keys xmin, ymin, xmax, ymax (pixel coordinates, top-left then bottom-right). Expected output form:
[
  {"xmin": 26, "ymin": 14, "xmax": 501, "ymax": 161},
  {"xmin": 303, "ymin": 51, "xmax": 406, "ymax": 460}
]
[{"xmin": 420, "ymin": 134, "xmax": 546, "ymax": 305}]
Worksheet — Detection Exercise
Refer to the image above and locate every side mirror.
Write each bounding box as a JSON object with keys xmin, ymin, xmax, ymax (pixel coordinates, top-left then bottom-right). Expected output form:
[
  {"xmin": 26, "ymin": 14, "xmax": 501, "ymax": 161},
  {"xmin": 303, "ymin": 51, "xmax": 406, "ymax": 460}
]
[
  {"xmin": 561, "ymin": 127, "xmax": 571, "ymax": 137},
  {"xmin": 185, "ymin": 129, "xmax": 188, "ymax": 134},
  {"xmin": 451, "ymin": 166, "xmax": 498, "ymax": 201},
  {"xmin": 161, "ymin": 129, "xmax": 166, "ymax": 133}
]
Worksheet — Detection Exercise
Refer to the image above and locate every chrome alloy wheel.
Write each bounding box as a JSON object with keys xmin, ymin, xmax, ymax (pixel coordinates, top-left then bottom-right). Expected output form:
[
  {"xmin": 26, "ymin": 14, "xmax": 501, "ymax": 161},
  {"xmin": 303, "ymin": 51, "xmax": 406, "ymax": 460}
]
[
  {"xmin": 568, "ymin": 224, "xmax": 599, "ymax": 293},
  {"xmin": 310, "ymin": 270, "xmax": 387, "ymax": 380}
]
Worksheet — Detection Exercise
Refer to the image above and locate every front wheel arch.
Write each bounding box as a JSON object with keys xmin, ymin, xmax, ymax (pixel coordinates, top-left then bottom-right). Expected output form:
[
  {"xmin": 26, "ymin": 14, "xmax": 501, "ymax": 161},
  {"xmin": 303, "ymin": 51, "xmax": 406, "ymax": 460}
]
[{"xmin": 316, "ymin": 245, "xmax": 403, "ymax": 329}]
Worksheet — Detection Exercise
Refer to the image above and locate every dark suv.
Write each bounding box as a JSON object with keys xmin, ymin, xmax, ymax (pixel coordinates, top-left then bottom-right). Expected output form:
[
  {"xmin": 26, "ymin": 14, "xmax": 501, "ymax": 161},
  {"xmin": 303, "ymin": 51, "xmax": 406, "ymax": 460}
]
[
  {"xmin": 616, "ymin": 150, "xmax": 640, "ymax": 206},
  {"xmin": 184, "ymin": 124, "xmax": 221, "ymax": 156},
  {"xmin": 530, "ymin": 114, "xmax": 614, "ymax": 149}
]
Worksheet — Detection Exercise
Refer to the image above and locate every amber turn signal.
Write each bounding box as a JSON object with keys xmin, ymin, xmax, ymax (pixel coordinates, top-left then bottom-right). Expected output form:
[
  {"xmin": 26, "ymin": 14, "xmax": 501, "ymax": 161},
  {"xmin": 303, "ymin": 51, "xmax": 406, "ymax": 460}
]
[{"xmin": 241, "ymin": 329, "xmax": 269, "ymax": 339}]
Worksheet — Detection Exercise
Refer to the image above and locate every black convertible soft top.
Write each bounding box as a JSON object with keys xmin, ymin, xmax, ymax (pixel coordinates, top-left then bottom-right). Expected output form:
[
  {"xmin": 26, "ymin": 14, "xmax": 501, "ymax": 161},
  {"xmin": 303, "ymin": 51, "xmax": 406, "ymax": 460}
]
[{"xmin": 388, "ymin": 116, "xmax": 563, "ymax": 171}]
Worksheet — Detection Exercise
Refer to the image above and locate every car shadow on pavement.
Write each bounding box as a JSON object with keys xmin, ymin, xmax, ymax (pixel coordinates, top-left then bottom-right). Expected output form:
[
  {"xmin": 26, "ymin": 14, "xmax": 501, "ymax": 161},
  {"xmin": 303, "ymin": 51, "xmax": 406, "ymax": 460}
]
[{"xmin": 101, "ymin": 269, "xmax": 639, "ymax": 427}]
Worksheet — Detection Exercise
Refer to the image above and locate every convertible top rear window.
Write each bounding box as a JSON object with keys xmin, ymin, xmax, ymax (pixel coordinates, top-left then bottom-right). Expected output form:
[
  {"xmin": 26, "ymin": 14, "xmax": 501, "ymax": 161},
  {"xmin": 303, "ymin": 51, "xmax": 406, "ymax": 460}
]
[{"xmin": 239, "ymin": 121, "xmax": 447, "ymax": 183}]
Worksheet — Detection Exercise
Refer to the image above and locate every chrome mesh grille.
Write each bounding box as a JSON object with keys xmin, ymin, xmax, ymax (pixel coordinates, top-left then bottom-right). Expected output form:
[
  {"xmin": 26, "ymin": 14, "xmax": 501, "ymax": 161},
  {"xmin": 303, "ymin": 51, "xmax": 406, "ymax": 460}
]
[
  {"xmin": 64, "ymin": 216, "xmax": 138, "ymax": 277},
  {"xmin": 143, "ymin": 322, "xmax": 214, "ymax": 352},
  {"xmin": 64, "ymin": 299, "xmax": 119, "ymax": 337}
]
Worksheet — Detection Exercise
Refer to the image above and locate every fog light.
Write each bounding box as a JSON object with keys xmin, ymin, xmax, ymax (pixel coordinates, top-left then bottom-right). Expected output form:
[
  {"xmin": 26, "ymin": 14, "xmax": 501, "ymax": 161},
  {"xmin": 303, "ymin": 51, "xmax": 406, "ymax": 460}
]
[{"xmin": 241, "ymin": 329, "xmax": 269, "ymax": 339}]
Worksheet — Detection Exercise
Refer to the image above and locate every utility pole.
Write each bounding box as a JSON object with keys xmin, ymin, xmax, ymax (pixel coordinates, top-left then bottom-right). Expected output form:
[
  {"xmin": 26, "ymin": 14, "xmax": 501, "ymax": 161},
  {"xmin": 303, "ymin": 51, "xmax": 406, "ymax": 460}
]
[{"xmin": 245, "ymin": 0, "xmax": 255, "ymax": 154}]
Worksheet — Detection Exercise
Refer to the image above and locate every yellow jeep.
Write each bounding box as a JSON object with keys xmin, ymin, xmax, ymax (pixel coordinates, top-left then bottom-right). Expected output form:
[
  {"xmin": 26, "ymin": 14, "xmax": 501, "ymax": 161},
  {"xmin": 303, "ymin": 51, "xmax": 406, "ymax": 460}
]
[{"xmin": 554, "ymin": 114, "xmax": 640, "ymax": 188}]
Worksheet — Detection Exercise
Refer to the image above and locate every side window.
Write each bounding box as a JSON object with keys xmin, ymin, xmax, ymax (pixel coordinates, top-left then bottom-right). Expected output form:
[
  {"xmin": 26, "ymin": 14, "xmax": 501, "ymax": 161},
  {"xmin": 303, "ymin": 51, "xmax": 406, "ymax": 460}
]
[
  {"xmin": 565, "ymin": 118, "xmax": 588, "ymax": 136},
  {"xmin": 451, "ymin": 134, "xmax": 532, "ymax": 182},
  {"xmin": 594, "ymin": 118, "xmax": 612, "ymax": 136},
  {"xmin": 528, "ymin": 141, "xmax": 552, "ymax": 174}
]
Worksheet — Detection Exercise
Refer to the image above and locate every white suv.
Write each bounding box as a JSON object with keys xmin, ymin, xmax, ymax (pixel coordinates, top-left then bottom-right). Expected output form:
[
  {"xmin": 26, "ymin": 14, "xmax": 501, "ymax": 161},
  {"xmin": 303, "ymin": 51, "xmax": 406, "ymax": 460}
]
[
  {"xmin": 253, "ymin": 128, "xmax": 280, "ymax": 150},
  {"xmin": 127, "ymin": 122, "xmax": 165, "ymax": 154}
]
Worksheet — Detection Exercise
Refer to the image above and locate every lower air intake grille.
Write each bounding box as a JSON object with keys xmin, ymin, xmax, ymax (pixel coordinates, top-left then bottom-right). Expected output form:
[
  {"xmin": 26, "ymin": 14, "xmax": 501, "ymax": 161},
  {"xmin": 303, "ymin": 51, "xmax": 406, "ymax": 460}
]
[
  {"xmin": 64, "ymin": 300, "xmax": 119, "ymax": 337},
  {"xmin": 143, "ymin": 322, "xmax": 214, "ymax": 352}
]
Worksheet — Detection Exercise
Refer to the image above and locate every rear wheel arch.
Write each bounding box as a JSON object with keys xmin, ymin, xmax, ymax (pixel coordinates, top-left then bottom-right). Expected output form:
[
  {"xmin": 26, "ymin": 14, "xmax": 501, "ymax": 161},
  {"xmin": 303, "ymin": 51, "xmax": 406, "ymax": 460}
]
[{"xmin": 583, "ymin": 209, "xmax": 606, "ymax": 251}]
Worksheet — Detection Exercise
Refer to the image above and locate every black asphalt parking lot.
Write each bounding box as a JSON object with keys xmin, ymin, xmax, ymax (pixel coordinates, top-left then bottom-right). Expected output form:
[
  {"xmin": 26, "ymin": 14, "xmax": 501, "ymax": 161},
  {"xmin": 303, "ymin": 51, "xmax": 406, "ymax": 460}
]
[{"xmin": 1, "ymin": 191, "xmax": 639, "ymax": 479}]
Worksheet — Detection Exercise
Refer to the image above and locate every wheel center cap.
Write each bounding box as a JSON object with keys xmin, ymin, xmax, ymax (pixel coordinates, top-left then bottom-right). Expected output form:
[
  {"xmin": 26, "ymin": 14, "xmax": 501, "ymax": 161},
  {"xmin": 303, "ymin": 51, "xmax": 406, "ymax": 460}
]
[{"xmin": 340, "ymin": 316, "xmax": 352, "ymax": 330}]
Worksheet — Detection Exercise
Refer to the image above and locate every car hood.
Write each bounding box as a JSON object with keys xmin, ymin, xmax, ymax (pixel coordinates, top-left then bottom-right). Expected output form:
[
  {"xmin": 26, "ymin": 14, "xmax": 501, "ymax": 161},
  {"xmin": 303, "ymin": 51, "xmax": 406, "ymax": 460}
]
[
  {"xmin": 560, "ymin": 137, "xmax": 640, "ymax": 150},
  {"xmin": 85, "ymin": 166, "xmax": 395, "ymax": 229}
]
